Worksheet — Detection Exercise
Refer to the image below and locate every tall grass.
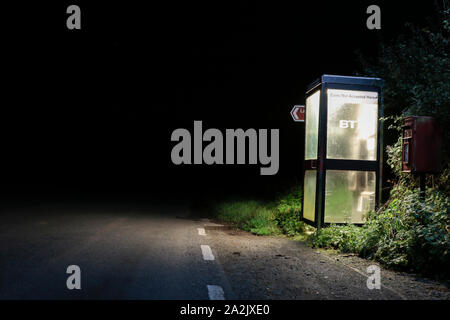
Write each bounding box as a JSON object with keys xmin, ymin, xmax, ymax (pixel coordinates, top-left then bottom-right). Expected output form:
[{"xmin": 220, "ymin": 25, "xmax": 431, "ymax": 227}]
[
  {"xmin": 214, "ymin": 200, "xmax": 279, "ymax": 235},
  {"xmin": 212, "ymin": 186, "xmax": 308, "ymax": 236}
]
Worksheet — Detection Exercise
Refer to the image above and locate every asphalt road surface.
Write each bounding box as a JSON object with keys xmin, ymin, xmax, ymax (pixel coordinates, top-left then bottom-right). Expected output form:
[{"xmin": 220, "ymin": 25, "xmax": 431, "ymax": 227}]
[
  {"xmin": 0, "ymin": 202, "xmax": 448, "ymax": 300},
  {"xmin": 0, "ymin": 202, "xmax": 234, "ymax": 299}
]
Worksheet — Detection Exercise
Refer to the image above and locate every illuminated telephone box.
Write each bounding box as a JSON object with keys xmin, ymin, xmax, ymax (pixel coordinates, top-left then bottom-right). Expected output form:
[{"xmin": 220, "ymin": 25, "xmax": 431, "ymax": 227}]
[{"xmin": 302, "ymin": 75, "xmax": 384, "ymax": 228}]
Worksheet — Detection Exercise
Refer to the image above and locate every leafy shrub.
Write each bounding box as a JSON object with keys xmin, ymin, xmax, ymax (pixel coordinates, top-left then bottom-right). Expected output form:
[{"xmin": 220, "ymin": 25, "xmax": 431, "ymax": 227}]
[
  {"xmin": 309, "ymin": 224, "xmax": 362, "ymax": 253},
  {"xmin": 409, "ymin": 189, "xmax": 450, "ymax": 275},
  {"xmin": 274, "ymin": 185, "xmax": 306, "ymax": 236},
  {"xmin": 310, "ymin": 186, "xmax": 450, "ymax": 277}
]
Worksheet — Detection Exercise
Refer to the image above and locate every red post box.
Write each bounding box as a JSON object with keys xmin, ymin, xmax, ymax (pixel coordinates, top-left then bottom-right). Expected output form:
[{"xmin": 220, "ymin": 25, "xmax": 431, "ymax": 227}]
[{"xmin": 401, "ymin": 116, "xmax": 442, "ymax": 173}]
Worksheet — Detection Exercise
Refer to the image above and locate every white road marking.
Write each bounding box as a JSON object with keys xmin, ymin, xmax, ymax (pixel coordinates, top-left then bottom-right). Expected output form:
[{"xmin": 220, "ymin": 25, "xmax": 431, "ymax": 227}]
[
  {"xmin": 201, "ymin": 245, "xmax": 215, "ymax": 260},
  {"xmin": 197, "ymin": 228, "xmax": 206, "ymax": 236},
  {"xmin": 207, "ymin": 285, "xmax": 225, "ymax": 300}
]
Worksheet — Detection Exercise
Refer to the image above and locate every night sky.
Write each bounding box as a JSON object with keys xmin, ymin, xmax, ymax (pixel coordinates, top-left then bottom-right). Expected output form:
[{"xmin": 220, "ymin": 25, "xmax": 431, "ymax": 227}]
[{"xmin": 1, "ymin": 1, "xmax": 436, "ymax": 201}]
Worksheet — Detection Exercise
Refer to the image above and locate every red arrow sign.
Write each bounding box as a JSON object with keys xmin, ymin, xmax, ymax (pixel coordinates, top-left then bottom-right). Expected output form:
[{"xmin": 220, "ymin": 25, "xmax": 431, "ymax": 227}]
[{"xmin": 291, "ymin": 105, "xmax": 305, "ymax": 122}]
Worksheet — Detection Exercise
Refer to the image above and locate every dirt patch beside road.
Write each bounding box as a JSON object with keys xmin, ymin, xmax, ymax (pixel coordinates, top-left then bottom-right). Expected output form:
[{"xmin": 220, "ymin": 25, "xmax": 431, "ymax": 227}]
[{"xmin": 205, "ymin": 225, "xmax": 450, "ymax": 300}]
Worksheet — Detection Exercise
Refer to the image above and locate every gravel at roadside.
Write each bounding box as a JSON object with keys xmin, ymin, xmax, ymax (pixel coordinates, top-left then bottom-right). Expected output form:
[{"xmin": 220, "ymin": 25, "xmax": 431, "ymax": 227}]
[{"xmin": 203, "ymin": 224, "xmax": 450, "ymax": 300}]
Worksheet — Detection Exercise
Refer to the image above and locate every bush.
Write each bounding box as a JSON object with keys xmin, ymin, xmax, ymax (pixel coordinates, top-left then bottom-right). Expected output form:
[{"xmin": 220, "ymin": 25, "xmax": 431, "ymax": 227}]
[
  {"xmin": 309, "ymin": 186, "xmax": 450, "ymax": 277},
  {"xmin": 408, "ymin": 189, "xmax": 450, "ymax": 275},
  {"xmin": 309, "ymin": 224, "xmax": 362, "ymax": 253},
  {"xmin": 274, "ymin": 185, "xmax": 306, "ymax": 236}
]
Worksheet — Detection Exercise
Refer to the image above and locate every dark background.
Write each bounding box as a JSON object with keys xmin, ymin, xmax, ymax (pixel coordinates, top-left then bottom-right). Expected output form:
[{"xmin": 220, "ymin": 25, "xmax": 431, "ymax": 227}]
[{"xmin": 1, "ymin": 1, "xmax": 436, "ymax": 203}]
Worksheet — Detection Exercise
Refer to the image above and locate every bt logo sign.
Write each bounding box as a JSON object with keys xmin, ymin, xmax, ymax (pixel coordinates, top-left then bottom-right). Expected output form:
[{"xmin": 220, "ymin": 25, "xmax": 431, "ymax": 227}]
[{"xmin": 339, "ymin": 120, "xmax": 358, "ymax": 129}]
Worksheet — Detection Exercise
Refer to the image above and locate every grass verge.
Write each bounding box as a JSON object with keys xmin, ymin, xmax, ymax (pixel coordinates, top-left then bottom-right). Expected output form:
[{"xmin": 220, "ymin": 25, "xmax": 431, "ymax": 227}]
[{"xmin": 211, "ymin": 186, "xmax": 313, "ymax": 237}]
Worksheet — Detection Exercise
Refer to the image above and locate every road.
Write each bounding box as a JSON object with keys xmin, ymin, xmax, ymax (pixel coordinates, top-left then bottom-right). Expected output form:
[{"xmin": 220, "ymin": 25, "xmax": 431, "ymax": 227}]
[
  {"xmin": 0, "ymin": 202, "xmax": 448, "ymax": 300},
  {"xmin": 0, "ymin": 202, "xmax": 233, "ymax": 299}
]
